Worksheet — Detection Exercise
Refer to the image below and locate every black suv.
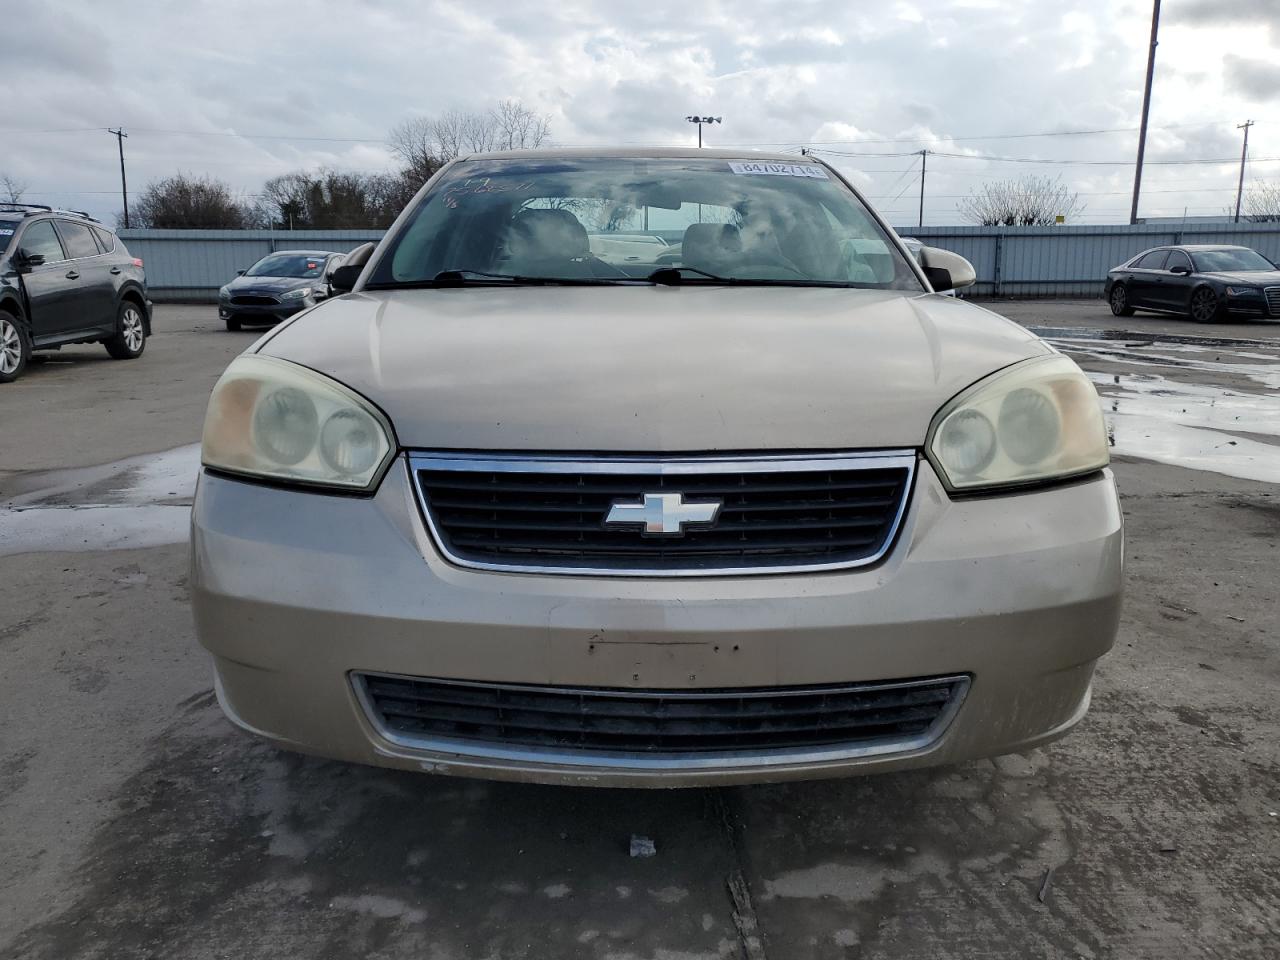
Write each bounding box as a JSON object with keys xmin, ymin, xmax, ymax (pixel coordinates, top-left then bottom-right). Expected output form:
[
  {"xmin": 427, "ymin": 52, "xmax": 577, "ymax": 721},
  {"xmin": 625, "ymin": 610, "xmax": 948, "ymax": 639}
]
[{"xmin": 0, "ymin": 204, "xmax": 152, "ymax": 383}]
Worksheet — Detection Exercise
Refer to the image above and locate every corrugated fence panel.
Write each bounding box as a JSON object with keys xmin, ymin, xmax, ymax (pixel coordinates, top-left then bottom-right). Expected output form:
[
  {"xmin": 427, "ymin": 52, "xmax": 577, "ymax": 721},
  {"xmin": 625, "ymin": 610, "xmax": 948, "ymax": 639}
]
[
  {"xmin": 119, "ymin": 224, "xmax": 1280, "ymax": 301},
  {"xmin": 117, "ymin": 229, "xmax": 384, "ymax": 301}
]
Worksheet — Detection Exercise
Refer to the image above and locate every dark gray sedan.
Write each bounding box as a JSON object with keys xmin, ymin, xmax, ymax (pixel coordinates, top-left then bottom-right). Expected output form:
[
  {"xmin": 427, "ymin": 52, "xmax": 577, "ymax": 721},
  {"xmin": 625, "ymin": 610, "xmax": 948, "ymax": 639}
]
[
  {"xmin": 218, "ymin": 249, "xmax": 345, "ymax": 331},
  {"xmin": 1105, "ymin": 244, "xmax": 1280, "ymax": 323}
]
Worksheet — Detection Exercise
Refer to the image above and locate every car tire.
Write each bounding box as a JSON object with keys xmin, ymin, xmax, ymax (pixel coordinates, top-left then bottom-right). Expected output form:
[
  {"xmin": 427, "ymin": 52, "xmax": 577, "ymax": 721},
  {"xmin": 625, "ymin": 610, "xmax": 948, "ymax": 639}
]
[
  {"xmin": 105, "ymin": 300, "xmax": 147, "ymax": 359},
  {"xmin": 225, "ymin": 316, "xmax": 242, "ymax": 332},
  {"xmin": 0, "ymin": 311, "xmax": 30, "ymax": 383},
  {"xmin": 1188, "ymin": 286, "xmax": 1224, "ymax": 323},
  {"xmin": 1109, "ymin": 284, "xmax": 1136, "ymax": 317}
]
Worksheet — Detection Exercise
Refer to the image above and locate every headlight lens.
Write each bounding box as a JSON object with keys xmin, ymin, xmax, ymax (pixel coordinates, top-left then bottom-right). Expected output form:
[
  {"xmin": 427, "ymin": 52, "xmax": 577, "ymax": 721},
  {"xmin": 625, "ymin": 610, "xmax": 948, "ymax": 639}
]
[
  {"xmin": 1225, "ymin": 286, "xmax": 1260, "ymax": 296},
  {"xmin": 928, "ymin": 355, "xmax": 1108, "ymax": 491},
  {"xmin": 218, "ymin": 285, "xmax": 230, "ymax": 299},
  {"xmin": 280, "ymin": 287, "xmax": 312, "ymax": 301},
  {"xmin": 201, "ymin": 355, "xmax": 394, "ymax": 490}
]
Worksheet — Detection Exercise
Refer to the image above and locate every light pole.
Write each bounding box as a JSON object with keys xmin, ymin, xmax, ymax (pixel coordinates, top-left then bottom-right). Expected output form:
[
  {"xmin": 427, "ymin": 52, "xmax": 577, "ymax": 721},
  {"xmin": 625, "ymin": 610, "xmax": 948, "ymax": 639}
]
[
  {"xmin": 1234, "ymin": 120, "xmax": 1254, "ymax": 223},
  {"xmin": 685, "ymin": 115, "xmax": 721, "ymax": 148}
]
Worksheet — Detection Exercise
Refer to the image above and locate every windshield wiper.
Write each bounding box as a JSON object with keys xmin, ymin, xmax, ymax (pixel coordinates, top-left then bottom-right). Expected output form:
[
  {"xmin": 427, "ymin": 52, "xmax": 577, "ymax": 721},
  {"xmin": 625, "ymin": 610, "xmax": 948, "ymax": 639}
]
[
  {"xmin": 645, "ymin": 266, "xmax": 856, "ymax": 288},
  {"xmin": 364, "ymin": 270, "xmax": 622, "ymax": 289}
]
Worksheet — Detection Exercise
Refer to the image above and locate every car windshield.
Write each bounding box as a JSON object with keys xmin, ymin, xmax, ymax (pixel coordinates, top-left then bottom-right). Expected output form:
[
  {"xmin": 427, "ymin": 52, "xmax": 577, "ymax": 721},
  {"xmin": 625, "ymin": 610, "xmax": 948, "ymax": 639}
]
[
  {"xmin": 1191, "ymin": 248, "xmax": 1275, "ymax": 272},
  {"xmin": 245, "ymin": 253, "xmax": 327, "ymax": 279},
  {"xmin": 368, "ymin": 157, "xmax": 923, "ymax": 289}
]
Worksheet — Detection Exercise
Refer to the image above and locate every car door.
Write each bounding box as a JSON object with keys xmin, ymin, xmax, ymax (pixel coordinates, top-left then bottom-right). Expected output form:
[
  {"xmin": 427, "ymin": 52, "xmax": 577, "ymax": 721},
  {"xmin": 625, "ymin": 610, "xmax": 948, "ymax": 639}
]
[
  {"xmin": 1160, "ymin": 249, "xmax": 1196, "ymax": 311},
  {"xmin": 53, "ymin": 219, "xmax": 117, "ymax": 334},
  {"xmin": 13, "ymin": 220, "xmax": 78, "ymax": 343},
  {"xmin": 1126, "ymin": 249, "xmax": 1168, "ymax": 308}
]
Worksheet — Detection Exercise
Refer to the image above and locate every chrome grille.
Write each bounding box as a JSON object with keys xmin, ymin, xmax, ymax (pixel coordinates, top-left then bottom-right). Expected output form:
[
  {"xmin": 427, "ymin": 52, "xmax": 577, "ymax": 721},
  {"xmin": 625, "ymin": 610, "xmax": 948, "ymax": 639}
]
[
  {"xmin": 410, "ymin": 451, "xmax": 915, "ymax": 576},
  {"xmin": 1265, "ymin": 287, "xmax": 1280, "ymax": 316},
  {"xmin": 230, "ymin": 295, "xmax": 278, "ymax": 306},
  {"xmin": 355, "ymin": 672, "xmax": 969, "ymax": 766}
]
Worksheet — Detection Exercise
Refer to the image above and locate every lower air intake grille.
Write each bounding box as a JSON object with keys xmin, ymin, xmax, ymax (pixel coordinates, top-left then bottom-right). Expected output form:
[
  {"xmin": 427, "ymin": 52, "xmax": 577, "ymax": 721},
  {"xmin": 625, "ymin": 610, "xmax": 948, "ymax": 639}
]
[
  {"xmin": 356, "ymin": 673, "xmax": 968, "ymax": 762},
  {"xmin": 410, "ymin": 451, "xmax": 915, "ymax": 575},
  {"xmin": 230, "ymin": 295, "xmax": 277, "ymax": 306}
]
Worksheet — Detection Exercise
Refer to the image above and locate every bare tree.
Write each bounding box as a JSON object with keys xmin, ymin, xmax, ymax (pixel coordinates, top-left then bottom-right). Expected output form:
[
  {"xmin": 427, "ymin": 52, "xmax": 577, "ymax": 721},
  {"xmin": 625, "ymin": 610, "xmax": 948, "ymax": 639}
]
[
  {"xmin": 1236, "ymin": 180, "xmax": 1280, "ymax": 222},
  {"xmin": 128, "ymin": 173, "xmax": 253, "ymax": 228},
  {"xmin": 958, "ymin": 175, "xmax": 1086, "ymax": 226},
  {"xmin": 1, "ymin": 173, "xmax": 29, "ymax": 204},
  {"xmin": 387, "ymin": 100, "xmax": 551, "ymax": 188},
  {"xmin": 256, "ymin": 169, "xmax": 411, "ymax": 229}
]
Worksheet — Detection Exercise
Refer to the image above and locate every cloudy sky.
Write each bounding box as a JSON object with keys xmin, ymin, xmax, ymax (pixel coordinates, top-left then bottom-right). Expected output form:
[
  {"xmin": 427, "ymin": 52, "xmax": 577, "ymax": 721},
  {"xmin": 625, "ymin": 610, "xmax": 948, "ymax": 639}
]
[{"xmin": 5, "ymin": 0, "xmax": 1279, "ymax": 225}]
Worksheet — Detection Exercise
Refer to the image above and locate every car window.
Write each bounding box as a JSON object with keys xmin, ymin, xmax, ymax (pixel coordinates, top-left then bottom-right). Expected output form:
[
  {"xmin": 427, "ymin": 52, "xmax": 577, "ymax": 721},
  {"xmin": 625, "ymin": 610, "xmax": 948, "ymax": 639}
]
[
  {"xmin": 57, "ymin": 220, "xmax": 101, "ymax": 259},
  {"xmin": 19, "ymin": 220, "xmax": 66, "ymax": 262},
  {"xmin": 1190, "ymin": 248, "xmax": 1275, "ymax": 272},
  {"xmin": 91, "ymin": 226, "xmax": 116, "ymax": 254},
  {"xmin": 371, "ymin": 157, "xmax": 923, "ymax": 290},
  {"xmin": 0, "ymin": 217, "xmax": 17, "ymax": 255},
  {"xmin": 1165, "ymin": 250, "xmax": 1192, "ymax": 272},
  {"xmin": 1132, "ymin": 250, "xmax": 1168, "ymax": 270},
  {"xmin": 245, "ymin": 253, "xmax": 328, "ymax": 278}
]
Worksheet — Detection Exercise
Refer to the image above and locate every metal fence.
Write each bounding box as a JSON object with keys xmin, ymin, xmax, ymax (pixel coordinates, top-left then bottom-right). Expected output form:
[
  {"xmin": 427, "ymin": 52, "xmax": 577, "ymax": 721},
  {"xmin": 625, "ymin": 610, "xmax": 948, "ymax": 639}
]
[{"xmin": 120, "ymin": 222, "xmax": 1280, "ymax": 302}]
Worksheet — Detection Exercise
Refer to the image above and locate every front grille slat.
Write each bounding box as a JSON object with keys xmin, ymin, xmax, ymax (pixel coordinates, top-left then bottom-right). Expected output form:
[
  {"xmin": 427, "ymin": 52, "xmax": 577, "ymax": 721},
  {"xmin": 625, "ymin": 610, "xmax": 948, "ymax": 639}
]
[
  {"xmin": 359, "ymin": 673, "xmax": 966, "ymax": 759},
  {"xmin": 1265, "ymin": 286, "xmax": 1280, "ymax": 316},
  {"xmin": 412, "ymin": 453, "xmax": 914, "ymax": 575}
]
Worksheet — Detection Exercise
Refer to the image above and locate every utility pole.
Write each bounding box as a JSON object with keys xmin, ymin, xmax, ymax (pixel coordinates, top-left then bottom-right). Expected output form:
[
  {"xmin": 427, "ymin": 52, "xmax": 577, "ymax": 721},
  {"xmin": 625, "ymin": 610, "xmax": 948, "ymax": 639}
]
[
  {"xmin": 108, "ymin": 128, "xmax": 129, "ymax": 228},
  {"xmin": 1129, "ymin": 0, "xmax": 1161, "ymax": 224},
  {"xmin": 1234, "ymin": 120, "xmax": 1254, "ymax": 223},
  {"xmin": 918, "ymin": 150, "xmax": 927, "ymax": 228},
  {"xmin": 685, "ymin": 115, "xmax": 721, "ymax": 148}
]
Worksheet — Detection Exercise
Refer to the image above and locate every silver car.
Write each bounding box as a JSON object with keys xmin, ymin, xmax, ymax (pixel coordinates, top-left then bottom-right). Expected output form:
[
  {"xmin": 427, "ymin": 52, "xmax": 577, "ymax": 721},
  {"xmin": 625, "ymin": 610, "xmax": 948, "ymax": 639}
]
[{"xmin": 192, "ymin": 149, "xmax": 1121, "ymax": 787}]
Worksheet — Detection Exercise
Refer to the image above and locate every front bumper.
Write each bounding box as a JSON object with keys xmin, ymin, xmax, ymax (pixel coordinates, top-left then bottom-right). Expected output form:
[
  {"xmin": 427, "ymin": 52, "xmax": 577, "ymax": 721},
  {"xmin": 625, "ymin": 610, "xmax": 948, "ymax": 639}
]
[
  {"xmin": 219, "ymin": 300, "xmax": 309, "ymax": 323},
  {"xmin": 191, "ymin": 457, "xmax": 1123, "ymax": 787}
]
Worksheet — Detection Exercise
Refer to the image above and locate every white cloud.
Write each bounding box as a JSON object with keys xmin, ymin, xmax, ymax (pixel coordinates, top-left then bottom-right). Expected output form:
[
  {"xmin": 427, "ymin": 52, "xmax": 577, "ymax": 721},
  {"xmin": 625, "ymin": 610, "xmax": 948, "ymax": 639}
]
[{"xmin": 1, "ymin": 0, "xmax": 1275, "ymax": 224}]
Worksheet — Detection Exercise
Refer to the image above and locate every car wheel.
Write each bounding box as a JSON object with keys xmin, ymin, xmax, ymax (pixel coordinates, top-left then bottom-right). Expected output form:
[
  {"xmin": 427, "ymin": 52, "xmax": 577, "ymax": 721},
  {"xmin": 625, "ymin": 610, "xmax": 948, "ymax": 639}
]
[
  {"xmin": 0, "ymin": 312, "xmax": 30, "ymax": 383},
  {"xmin": 225, "ymin": 315, "xmax": 242, "ymax": 331},
  {"xmin": 1188, "ymin": 286, "xmax": 1224, "ymax": 323},
  {"xmin": 1109, "ymin": 284, "xmax": 1135, "ymax": 317},
  {"xmin": 105, "ymin": 301, "xmax": 147, "ymax": 359}
]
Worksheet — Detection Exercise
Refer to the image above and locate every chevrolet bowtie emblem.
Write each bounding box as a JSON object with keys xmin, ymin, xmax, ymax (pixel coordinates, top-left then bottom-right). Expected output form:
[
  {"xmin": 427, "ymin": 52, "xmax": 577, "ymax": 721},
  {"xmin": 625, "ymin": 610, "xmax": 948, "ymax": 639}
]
[{"xmin": 605, "ymin": 492, "xmax": 722, "ymax": 536}]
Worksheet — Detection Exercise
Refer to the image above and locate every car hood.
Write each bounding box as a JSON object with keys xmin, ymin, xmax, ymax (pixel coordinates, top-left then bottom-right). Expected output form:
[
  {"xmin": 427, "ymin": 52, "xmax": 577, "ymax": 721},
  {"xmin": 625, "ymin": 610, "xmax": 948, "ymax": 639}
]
[
  {"xmin": 256, "ymin": 286, "xmax": 1051, "ymax": 452},
  {"xmin": 1197, "ymin": 270, "xmax": 1280, "ymax": 285},
  {"xmin": 226, "ymin": 275, "xmax": 315, "ymax": 294}
]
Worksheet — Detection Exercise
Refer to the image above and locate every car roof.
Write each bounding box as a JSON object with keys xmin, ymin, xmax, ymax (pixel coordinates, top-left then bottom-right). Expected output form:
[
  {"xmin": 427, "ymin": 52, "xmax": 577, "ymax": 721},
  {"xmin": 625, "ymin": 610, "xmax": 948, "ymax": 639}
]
[
  {"xmin": 260, "ymin": 249, "xmax": 341, "ymax": 257},
  {"xmin": 458, "ymin": 146, "xmax": 809, "ymax": 163}
]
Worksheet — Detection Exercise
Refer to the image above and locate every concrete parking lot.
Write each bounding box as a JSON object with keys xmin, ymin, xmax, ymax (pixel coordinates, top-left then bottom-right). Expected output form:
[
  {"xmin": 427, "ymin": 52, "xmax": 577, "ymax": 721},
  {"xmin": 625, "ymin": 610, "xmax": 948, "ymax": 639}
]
[{"xmin": 1, "ymin": 300, "xmax": 1277, "ymax": 959}]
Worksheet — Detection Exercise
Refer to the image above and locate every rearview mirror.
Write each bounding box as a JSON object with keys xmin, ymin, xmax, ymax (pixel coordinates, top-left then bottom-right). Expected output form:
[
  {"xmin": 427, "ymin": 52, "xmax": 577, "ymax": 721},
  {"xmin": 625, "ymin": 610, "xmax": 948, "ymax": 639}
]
[
  {"xmin": 328, "ymin": 242, "xmax": 376, "ymax": 293},
  {"xmin": 236, "ymin": 269, "xmax": 246, "ymax": 276},
  {"xmin": 919, "ymin": 246, "xmax": 976, "ymax": 293},
  {"xmin": 1170, "ymin": 263, "xmax": 1191, "ymax": 275}
]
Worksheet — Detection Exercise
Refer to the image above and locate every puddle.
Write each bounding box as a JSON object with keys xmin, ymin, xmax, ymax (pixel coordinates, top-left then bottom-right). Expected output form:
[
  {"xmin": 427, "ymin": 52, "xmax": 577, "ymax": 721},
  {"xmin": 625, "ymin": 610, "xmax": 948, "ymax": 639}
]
[
  {"xmin": 1026, "ymin": 325, "xmax": 1280, "ymax": 350},
  {"xmin": 0, "ymin": 445, "xmax": 199, "ymax": 556},
  {"xmin": 1091, "ymin": 371, "xmax": 1280, "ymax": 485}
]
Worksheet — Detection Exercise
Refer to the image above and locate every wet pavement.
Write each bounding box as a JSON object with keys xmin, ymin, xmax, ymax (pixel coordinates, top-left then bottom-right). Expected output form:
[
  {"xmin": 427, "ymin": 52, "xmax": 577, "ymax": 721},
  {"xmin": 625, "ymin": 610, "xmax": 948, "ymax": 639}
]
[{"xmin": 1, "ymin": 302, "xmax": 1277, "ymax": 959}]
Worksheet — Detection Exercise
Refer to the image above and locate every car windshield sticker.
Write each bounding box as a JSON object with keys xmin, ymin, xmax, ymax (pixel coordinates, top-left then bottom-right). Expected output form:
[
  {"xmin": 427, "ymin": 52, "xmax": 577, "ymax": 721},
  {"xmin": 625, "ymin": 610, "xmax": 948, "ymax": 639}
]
[
  {"xmin": 0, "ymin": 228, "xmax": 13, "ymax": 236},
  {"xmin": 728, "ymin": 161, "xmax": 829, "ymax": 179},
  {"xmin": 307, "ymin": 262, "xmax": 317, "ymax": 269}
]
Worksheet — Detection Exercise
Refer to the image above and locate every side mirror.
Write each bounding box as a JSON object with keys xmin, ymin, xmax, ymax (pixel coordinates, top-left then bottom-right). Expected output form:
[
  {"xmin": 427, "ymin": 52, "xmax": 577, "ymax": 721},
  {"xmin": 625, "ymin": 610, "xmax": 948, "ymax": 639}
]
[
  {"xmin": 919, "ymin": 246, "xmax": 976, "ymax": 293},
  {"xmin": 15, "ymin": 251, "xmax": 45, "ymax": 273},
  {"xmin": 328, "ymin": 242, "xmax": 376, "ymax": 293},
  {"xmin": 236, "ymin": 269, "xmax": 246, "ymax": 276},
  {"xmin": 1170, "ymin": 263, "xmax": 1191, "ymax": 275}
]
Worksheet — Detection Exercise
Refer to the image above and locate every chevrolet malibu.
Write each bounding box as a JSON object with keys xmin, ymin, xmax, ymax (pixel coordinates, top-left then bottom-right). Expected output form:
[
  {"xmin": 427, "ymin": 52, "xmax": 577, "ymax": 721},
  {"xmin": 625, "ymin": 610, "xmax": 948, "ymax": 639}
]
[{"xmin": 192, "ymin": 149, "xmax": 1122, "ymax": 787}]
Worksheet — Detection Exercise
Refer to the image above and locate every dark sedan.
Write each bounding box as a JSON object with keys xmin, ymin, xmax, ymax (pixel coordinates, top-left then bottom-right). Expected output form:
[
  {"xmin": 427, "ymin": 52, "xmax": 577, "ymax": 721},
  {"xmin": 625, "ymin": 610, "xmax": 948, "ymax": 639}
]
[
  {"xmin": 1105, "ymin": 244, "xmax": 1280, "ymax": 323},
  {"xmin": 218, "ymin": 250, "xmax": 345, "ymax": 331}
]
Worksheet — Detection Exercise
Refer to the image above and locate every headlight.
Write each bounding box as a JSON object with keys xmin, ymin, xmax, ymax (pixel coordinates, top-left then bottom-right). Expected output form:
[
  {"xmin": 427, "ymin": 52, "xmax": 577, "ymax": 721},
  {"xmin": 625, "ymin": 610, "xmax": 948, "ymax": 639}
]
[
  {"xmin": 201, "ymin": 355, "xmax": 394, "ymax": 490},
  {"xmin": 218, "ymin": 285, "xmax": 230, "ymax": 299},
  {"xmin": 280, "ymin": 287, "xmax": 312, "ymax": 301},
  {"xmin": 927, "ymin": 355, "xmax": 1108, "ymax": 492},
  {"xmin": 1225, "ymin": 286, "xmax": 1260, "ymax": 296}
]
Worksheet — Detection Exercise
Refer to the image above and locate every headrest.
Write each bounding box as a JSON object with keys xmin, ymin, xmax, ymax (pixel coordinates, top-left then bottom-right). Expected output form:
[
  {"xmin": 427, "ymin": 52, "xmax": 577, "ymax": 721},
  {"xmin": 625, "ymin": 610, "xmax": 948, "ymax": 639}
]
[
  {"xmin": 507, "ymin": 208, "xmax": 589, "ymax": 260},
  {"xmin": 681, "ymin": 223, "xmax": 743, "ymax": 268}
]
